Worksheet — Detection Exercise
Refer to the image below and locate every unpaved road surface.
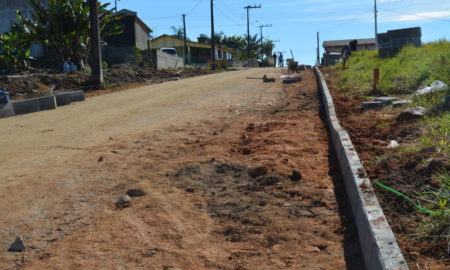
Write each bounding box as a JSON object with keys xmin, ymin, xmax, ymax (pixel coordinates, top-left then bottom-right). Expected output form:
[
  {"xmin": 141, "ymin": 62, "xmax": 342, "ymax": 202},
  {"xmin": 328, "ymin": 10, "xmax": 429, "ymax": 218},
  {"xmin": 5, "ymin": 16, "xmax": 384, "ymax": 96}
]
[{"xmin": 0, "ymin": 69, "xmax": 364, "ymax": 269}]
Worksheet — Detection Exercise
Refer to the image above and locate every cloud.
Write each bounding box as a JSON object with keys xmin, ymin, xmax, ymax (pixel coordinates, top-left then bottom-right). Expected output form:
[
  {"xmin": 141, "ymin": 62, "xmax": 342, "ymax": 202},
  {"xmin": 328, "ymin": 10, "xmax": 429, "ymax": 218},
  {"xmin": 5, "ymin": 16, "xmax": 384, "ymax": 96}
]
[{"xmin": 393, "ymin": 11, "xmax": 450, "ymax": 21}]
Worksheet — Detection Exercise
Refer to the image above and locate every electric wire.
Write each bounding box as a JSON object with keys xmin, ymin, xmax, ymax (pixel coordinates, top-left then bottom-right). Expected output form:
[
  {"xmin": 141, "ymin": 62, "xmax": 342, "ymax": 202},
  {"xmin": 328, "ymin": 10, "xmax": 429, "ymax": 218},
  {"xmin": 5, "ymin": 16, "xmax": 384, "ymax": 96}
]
[{"xmin": 379, "ymin": 7, "xmax": 450, "ymax": 23}]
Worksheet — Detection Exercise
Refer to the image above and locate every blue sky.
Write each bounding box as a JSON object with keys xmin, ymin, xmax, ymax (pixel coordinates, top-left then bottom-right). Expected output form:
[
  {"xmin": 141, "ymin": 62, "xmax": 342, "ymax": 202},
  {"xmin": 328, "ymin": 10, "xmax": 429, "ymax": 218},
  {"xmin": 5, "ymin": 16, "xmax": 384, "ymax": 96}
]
[{"xmin": 105, "ymin": 0, "xmax": 450, "ymax": 64}]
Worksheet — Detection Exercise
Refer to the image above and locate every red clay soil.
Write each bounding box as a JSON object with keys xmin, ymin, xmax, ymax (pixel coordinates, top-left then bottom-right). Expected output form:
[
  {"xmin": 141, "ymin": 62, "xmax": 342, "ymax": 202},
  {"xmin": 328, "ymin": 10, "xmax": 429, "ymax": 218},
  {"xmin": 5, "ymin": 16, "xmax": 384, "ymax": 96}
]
[
  {"xmin": 322, "ymin": 67, "xmax": 450, "ymax": 269},
  {"xmin": 0, "ymin": 70, "xmax": 365, "ymax": 269}
]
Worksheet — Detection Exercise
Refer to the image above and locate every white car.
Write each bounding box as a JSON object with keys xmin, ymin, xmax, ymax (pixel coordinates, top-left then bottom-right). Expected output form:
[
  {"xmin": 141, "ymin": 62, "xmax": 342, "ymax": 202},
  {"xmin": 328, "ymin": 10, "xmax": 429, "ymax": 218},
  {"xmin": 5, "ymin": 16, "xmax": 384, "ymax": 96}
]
[{"xmin": 160, "ymin": 48, "xmax": 178, "ymax": 57}]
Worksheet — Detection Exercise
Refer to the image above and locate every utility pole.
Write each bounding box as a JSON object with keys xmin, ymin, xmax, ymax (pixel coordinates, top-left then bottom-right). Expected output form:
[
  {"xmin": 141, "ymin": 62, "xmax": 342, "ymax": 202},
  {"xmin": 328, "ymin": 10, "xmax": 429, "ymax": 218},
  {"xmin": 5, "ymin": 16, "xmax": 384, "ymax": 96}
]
[
  {"xmin": 258, "ymin": 24, "xmax": 271, "ymax": 62},
  {"xmin": 89, "ymin": 0, "xmax": 103, "ymax": 84},
  {"xmin": 210, "ymin": 0, "xmax": 216, "ymax": 69},
  {"xmin": 114, "ymin": 0, "xmax": 120, "ymax": 12},
  {"xmin": 316, "ymin": 32, "xmax": 320, "ymax": 66},
  {"xmin": 374, "ymin": 0, "xmax": 378, "ymax": 47},
  {"xmin": 244, "ymin": 5, "xmax": 261, "ymax": 61},
  {"xmin": 182, "ymin": 14, "xmax": 188, "ymax": 65}
]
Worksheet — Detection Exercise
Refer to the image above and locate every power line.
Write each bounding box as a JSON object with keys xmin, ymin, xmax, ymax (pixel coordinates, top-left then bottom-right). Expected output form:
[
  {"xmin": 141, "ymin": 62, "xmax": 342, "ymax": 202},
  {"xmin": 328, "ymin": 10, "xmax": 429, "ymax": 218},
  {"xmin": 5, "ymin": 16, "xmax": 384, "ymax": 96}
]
[
  {"xmin": 214, "ymin": 2, "xmax": 242, "ymax": 26},
  {"xmin": 140, "ymin": 1, "xmax": 204, "ymax": 20},
  {"xmin": 379, "ymin": 7, "xmax": 450, "ymax": 23},
  {"xmin": 318, "ymin": 8, "xmax": 373, "ymax": 33},
  {"xmin": 186, "ymin": 0, "xmax": 203, "ymax": 15}
]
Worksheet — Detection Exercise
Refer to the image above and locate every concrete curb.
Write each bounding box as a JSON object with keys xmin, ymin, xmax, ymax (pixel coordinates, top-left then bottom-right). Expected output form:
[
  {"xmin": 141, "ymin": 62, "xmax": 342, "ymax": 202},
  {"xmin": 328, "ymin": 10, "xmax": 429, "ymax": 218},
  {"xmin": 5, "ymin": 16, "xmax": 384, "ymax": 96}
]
[
  {"xmin": 12, "ymin": 98, "xmax": 41, "ymax": 115},
  {"xmin": 314, "ymin": 67, "xmax": 408, "ymax": 270},
  {"xmin": 0, "ymin": 90, "xmax": 85, "ymax": 119},
  {"xmin": 0, "ymin": 102, "xmax": 15, "ymax": 118},
  {"xmin": 38, "ymin": 95, "xmax": 58, "ymax": 111}
]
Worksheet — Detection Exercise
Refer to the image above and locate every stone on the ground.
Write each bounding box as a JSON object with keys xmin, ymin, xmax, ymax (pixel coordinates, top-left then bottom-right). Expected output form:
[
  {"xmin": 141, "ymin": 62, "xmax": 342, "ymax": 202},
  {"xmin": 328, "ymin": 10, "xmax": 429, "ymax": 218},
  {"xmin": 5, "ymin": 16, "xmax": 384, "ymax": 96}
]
[
  {"xmin": 249, "ymin": 166, "xmax": 268, "ymax": 178},
  {"xmin": 396, "ymin": 106, "xmax": 426, "ymax": 121},
  {"xmin": 374, "ymin": 97, "xmax": 400, "ymax": 105},
  {"xmin": 8, "ymin": 236, "xmax": 25, "ymax": 252},
  {"xmin": 362, "ymin": 101, "xmax": 384, "ymax": 110},
  {"xmin": 392, "ymin": 100, "xmax": 412, "ymax": 108},
  {"xmin": 126, "ymin": 189, "xmax": 146, "ymax": 197},
  {"xmin": 115, "ymin": 194, "xmax": 131, "ymax": 208},
  {"xmin": 289, "ymin": 170, "xmax": 302, "ymax": 181}
]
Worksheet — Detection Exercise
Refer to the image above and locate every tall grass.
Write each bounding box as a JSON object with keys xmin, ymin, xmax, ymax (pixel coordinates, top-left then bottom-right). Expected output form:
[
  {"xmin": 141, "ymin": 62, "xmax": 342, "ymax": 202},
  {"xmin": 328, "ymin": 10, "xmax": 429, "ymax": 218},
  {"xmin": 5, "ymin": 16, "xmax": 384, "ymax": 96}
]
[{"xmin": 337, "ymin": 40, "xmax": 450, "ymax": 95}]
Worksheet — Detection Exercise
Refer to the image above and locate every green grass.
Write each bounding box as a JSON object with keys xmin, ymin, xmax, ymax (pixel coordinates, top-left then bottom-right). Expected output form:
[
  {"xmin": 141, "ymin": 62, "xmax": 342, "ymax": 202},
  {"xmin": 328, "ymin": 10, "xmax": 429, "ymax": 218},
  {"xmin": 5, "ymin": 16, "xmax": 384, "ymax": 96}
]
[{"xmin": 337, "ymin": 40, "xmax": 450, "ymax": 96}]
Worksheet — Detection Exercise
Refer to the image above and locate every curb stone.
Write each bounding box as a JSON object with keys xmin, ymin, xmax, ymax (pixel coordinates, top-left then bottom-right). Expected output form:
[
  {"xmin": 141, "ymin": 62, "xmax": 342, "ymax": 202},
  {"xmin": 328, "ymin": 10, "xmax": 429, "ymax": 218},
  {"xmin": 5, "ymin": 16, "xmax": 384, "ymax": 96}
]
[{"xmin": 314, "ymin": 66, "xmax": 408, "ymax": 270}]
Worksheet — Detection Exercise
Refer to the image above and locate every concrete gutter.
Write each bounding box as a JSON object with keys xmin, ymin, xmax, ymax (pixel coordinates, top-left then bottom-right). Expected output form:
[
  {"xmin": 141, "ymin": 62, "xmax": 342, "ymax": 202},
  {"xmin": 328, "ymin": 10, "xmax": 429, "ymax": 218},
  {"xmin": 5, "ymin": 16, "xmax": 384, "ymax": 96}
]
[{"xmin": 314, "ymin": 67, "xmax": 408, "ymax": 270}]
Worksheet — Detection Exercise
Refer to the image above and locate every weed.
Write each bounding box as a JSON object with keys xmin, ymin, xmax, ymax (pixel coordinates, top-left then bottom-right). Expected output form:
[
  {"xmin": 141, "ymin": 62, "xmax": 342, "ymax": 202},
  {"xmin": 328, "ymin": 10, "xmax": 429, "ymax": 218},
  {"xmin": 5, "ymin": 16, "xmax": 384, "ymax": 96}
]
[{"xmin": 416, "ymin": 172, "xmax": 450, "ymax": 242}]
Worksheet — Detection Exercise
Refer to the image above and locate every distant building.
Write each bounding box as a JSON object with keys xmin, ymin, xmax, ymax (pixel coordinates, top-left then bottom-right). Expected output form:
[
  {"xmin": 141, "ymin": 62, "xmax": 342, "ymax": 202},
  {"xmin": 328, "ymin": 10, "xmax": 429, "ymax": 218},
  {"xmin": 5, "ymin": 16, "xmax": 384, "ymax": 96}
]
[
  {"xmin": 150, "ymin": 34, "xmax": 235, "ymax": 65},
  {"xmin": 103, "ymin": 9, "xmax": 153, "ymax": 64},
  {"xmin": 377, "ymin": 27, "xmax": 421, "ymax": 58},
  {"xmin": 321, "ymin": 38, "xmax": 376, "ymax": 66}
]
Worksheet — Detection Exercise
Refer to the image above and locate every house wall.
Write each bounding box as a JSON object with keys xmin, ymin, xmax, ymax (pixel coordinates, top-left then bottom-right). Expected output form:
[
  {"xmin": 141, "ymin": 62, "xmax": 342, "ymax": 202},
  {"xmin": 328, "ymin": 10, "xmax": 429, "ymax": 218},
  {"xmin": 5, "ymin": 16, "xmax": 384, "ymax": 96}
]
[
  {"xmin": 325, "ymin": 44, "xmax": 376, "ymax": 53},
  {"xmin": 134, "ymin": 22, "xmax": 150, "ymax": 50},
  {"xmin": 155, "ymin": 50, "xmax": 184, "ymax": 70}
]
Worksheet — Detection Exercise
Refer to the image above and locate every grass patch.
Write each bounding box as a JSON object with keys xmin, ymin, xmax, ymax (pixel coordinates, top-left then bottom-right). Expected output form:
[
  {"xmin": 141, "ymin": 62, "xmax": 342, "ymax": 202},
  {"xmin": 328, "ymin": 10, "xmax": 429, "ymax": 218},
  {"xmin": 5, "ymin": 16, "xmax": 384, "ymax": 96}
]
[
  {"xmin": 337, "ymin": 40, "xmax": 450, "ymax": 96},
  {"xmin": 416, "ymin": 172, "xmax": 450, "ymax": 241}
]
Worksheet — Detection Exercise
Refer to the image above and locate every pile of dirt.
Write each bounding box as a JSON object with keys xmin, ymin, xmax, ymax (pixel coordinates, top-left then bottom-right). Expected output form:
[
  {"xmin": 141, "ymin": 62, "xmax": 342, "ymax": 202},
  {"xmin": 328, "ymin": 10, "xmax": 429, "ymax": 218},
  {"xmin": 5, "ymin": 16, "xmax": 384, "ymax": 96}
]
[
  {"xmin": 0, "ymin": 66, "xmax": 213, "ymax": 99},
  {"xmin": 322, "ymin": 66, "xmax": 450, "ymax": 266}
]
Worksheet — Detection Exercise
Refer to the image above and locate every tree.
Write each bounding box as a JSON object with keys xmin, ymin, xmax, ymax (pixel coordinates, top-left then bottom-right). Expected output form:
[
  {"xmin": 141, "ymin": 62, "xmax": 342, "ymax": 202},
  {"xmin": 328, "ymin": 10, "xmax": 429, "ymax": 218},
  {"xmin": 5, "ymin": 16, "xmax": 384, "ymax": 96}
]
[
  {"xmin": 23, "ymin": 0, "xmax": 121, "ymax": 69},
  {"xmin": 0, "ymin": 11, "xmax": 34, "ymax": 73},
  {"xmin": 170, "ymin": 26, "xmax": 184, "ymax": 39},
  {"xmin": 261, "ymin": 39, "xmax": 275, "ymax": 60}
]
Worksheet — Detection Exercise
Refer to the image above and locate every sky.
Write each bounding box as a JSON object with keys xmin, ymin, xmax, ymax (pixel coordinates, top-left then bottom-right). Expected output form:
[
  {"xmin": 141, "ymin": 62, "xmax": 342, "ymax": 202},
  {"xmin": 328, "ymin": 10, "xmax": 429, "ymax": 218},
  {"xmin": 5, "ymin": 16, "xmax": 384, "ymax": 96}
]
[{"xmin": 104, "ymin": 0, "xmax": 450, "ymax": 65}]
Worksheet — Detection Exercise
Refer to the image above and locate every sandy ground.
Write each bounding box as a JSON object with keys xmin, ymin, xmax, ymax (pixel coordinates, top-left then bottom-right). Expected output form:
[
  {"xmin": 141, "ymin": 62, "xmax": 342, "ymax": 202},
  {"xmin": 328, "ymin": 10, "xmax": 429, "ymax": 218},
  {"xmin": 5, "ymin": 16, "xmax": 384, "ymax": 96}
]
[{"xmin": 0, "ymin": 68, "xmax": 364, "ymax": 269}]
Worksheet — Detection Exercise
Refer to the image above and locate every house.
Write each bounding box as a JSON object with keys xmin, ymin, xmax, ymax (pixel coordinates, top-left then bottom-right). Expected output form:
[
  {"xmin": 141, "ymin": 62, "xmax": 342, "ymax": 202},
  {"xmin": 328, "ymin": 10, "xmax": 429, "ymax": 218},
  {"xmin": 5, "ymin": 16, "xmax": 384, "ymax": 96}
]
[
  {"xmin": 321, "ymin": 38, "xmax": 376, "ymax": 65},
  {"xmin": 377, "ymin": 27, "xmax": 421, "ymax": 58},
  {"xmin": 149, "ymin": 34, "xmax": 235, "ymax": 65},
  {"xmin": 103, "ymin": 9, "xmax": 153, "ymax": 64},
  {"xmin": 323, "ymin": 38, "xmax": 376, "ymax": 53},
  {"xmin": 0, "ymin": 0, "xmax": 46, "ymax": 57}
]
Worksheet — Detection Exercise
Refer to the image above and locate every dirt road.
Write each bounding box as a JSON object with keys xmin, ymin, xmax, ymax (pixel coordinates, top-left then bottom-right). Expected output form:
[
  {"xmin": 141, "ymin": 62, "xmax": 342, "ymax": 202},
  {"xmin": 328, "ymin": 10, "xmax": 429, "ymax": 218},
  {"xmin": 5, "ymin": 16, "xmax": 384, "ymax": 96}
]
[{"xmin": 0, "ymin": 68, "xmax": 364, "ymax": 269}]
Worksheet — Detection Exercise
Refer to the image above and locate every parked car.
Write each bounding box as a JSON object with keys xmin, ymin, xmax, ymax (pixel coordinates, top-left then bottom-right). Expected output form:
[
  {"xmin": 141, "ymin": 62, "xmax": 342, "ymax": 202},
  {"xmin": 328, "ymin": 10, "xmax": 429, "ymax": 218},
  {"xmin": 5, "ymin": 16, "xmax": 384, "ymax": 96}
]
[{"xmin": 160, "ymin": 48, "xmax": 178, "ymax": 57}]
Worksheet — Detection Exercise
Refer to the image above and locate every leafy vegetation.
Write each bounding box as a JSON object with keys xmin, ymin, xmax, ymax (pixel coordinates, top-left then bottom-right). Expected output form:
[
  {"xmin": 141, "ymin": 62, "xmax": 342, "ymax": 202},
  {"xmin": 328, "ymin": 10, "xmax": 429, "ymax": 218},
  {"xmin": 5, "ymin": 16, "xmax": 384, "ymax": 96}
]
[
  {"xmin": 0, "ymin": 0, "xmax": 121, "ymax": 72},
  {"xmin": 0, "ymin": 11, "xmax": 34, "ymax": 73},
  {"xmin": 337, "ymin": 40, "xmax": 450, "ymax": 95}
]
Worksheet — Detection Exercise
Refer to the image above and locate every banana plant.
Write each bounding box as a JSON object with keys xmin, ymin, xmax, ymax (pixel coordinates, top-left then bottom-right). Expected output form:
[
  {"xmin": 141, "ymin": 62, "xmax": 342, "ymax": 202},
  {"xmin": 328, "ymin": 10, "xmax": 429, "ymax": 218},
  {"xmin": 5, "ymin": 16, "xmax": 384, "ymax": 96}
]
[{"xmin": 0, "ymin": 11, "xmax": 34, "ymax": 73}]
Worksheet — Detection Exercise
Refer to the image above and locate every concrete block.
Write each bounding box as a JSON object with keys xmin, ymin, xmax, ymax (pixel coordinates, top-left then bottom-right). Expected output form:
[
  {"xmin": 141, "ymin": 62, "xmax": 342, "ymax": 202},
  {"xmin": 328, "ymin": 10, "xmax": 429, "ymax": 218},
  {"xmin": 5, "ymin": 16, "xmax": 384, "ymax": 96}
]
[
  {"xmin": 68, "ymin": 90, "xmax": 85, "ymax": 102},
  {"xmin": 38, "ymin": 95, "xmax": 57, "ymax": 111},
  {"xmin": 55, "ymin": 93, "xmax": 72, "ymax": 106},
  {"xmin": 13, "ymin": 98, "xmax": 40, "ymax": 115},
  {"xmin": 0, "ymin": 102, "xmax": 16, "ymax": 118},
  {"xmin": 392, "ymin": 100, "xmax": 411, "ymax": 108},
  {"xmin": 362, "ymin": 101, "xmax": 384, "ymax": 110},
  {"xmin": 374, "ymin": 96, "xmax": 400, "ymax": 105}
]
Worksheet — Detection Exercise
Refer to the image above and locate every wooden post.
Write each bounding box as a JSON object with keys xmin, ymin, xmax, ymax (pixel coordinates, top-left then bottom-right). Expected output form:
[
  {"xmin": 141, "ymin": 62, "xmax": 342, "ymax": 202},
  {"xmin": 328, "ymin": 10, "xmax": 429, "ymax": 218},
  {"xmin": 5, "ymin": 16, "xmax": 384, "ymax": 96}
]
[
  {"xmin": 373, "ymin": 68, "xmax": 380, "ymax": 91},
  {"xmin": 89, "ymin": 0, "xmax": 103, "ymax": 84}
]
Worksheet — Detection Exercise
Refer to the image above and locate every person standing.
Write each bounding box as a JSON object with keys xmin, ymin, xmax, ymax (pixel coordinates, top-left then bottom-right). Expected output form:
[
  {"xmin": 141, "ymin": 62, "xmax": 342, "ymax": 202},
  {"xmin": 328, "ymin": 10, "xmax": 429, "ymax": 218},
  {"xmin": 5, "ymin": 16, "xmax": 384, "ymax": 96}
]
[
  {"xmin": 341, "ymin": 44, "xmax": 351, "ymax": 69},
  {"xmin": 272, "ymin": 53, "xmax": 277, "ymax": 67},
  {"xmin": 278, "ymin": 53, "xmax": 284, "ymax": 68}
]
